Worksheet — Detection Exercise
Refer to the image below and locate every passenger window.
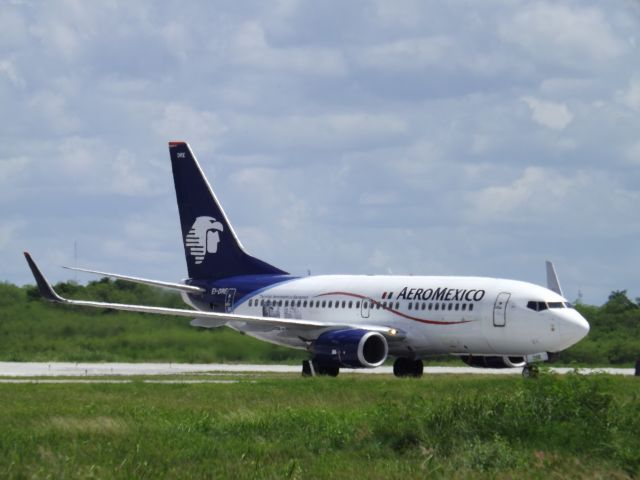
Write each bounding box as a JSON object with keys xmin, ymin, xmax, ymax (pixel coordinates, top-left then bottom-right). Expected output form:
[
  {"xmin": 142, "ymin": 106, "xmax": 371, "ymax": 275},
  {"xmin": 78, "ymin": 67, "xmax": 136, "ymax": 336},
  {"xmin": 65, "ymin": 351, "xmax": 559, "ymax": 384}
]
[
  {"xmin": 408, "ymin": 302, "xmax": 412, "ymax": 310},
  {"xmin": 469, "ymin": 303, "xmax": 474, "ymax": 311},
  {"xmin": 395, "ymin": 302, "xmax": 400, "ymax": 309},
  {"xmin": 342, "ymin": 301, "xmax": 346, "ymax": 308},
  {"xmin": 335, "ymin": 302, "xmax": 339, "ymax": 308},
  {"xmin": 322, "ymin": 301, "xmax": 326, "ymax": 308},
  {"xmin": 448, "ymin": 303, "xmax": 453, "ymax": 311},
  {"xmin": 435, "ymin": 303, "xmax": 439, "ymax": 311},
  {"xmin": 455, "ymin": 304, "xmax": 459, "ymax": 311},
  {"xmin": 363, "ymin": 302, "xmax": 368, "ymax": 309},
  {"xmin": 303, "ymin": 300, "xmax": 307, "ymax": 307},
  {"xmin": 356, "ymin": 301, "xmax": 361, "ymax": 308},
  {"xmin": 422, "ymin": 303, "xmax": 426, "ymax": 310},
  {"xmin": 461, "ymin": 304, "xmax": 466, "ymax": 311},
  {"xmin": 376, "ymin": 303, "xmax": 381, "ymax": 309},
  {"xmin": 348, "ymin": 301, "xmax": 353, "ymax": 308},
  {"xmin": 428, "ymin": 303, "xmax": 433, "ymax": 310}
]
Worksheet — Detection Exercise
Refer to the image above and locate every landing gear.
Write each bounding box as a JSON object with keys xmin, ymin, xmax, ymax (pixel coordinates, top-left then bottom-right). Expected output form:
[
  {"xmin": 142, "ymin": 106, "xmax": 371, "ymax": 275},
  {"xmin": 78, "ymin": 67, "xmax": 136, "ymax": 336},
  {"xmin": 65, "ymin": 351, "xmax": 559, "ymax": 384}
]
[
  {"xmin": 302, "ymin": 360, "xmax": 314, "ymax": 377},
  {"xmin": 301, "ymin": 360, "xmax": 339, "ymax": 377},
  {"xmin": 393, "ymin": 357, "xmax": 424, "ymax": 378},
  {"xmin": 522, "ymin": 364, "xmax": 539, "ymax": 378}
]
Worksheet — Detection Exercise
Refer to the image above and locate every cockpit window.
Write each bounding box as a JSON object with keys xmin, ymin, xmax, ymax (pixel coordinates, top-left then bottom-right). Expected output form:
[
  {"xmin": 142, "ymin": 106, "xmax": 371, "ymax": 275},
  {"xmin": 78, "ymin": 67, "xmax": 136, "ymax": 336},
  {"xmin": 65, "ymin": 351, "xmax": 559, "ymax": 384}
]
[
  {"xmin": 548, "ymin": 302, "xmax": 564, "ymax": 309},
  {"xmin": 527, "ymin": 301, "xmax": 548, "ymax": 312},
  {"xmin": 564, "ymin": 302, "xmax": 573, "ymax": 309}
]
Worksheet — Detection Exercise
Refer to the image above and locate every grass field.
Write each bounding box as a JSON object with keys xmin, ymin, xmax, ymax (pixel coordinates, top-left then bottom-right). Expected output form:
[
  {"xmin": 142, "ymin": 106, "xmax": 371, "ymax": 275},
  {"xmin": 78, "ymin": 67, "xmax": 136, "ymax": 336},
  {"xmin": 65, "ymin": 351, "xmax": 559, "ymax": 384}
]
[{"xmin": 1, "ymin": 373, "xmax": 639, "ymax": 479}]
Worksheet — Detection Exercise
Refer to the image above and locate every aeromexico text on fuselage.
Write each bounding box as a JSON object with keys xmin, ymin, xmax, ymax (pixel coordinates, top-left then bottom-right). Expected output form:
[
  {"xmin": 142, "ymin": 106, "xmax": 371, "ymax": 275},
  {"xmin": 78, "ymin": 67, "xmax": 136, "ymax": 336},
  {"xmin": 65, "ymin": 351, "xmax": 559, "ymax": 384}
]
[{"xmin": 390, "ymin": 286, "xmax": 486, "ymax": 302}]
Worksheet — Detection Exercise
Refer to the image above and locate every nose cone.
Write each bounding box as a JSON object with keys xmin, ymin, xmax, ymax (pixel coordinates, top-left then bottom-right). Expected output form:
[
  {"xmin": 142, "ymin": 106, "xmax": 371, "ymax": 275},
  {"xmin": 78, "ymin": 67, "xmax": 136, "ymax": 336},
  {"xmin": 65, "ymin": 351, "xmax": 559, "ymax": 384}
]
[{"xmin": 559, "ymin": 309, "xmax": 590, "ymax": 349}]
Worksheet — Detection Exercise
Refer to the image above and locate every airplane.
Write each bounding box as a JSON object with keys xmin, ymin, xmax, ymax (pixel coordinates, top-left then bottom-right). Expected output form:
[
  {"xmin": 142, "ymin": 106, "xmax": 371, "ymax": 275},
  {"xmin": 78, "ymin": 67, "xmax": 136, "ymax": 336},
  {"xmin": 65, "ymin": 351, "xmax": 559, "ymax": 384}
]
[{"xmin": 24, "ymin": 141, "xmax": 590, "ymax": 378}]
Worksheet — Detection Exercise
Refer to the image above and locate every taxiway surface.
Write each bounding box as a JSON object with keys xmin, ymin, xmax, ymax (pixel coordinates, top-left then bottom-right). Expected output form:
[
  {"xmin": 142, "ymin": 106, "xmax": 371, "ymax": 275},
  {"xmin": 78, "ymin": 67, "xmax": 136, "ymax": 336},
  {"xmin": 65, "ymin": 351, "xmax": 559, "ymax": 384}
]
[{"xmin": 0, "ymin": 362, "xmax": 634, "ymax": 377}]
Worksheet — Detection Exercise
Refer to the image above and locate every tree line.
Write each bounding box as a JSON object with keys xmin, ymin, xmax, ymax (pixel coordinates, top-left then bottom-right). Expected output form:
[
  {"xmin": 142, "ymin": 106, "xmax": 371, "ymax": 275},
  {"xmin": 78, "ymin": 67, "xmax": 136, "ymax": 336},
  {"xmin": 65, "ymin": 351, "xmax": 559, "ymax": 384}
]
[{"xmin": 0, "ymin": 280, "xmax": 638, "ymax": 365}]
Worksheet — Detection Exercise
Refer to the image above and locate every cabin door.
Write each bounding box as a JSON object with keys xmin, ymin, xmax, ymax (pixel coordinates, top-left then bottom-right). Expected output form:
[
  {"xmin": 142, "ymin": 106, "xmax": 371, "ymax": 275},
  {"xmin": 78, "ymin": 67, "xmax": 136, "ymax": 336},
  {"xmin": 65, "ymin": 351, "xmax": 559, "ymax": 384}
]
[{"xmin": 493, "ymin": 292, "xmax": 511, "ymax": 327}]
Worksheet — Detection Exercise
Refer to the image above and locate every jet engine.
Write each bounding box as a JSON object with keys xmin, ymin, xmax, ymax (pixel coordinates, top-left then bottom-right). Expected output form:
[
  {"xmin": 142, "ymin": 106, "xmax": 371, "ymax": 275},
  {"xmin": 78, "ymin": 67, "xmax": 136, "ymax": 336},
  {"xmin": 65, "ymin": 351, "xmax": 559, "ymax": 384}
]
[
  {"xmin": 459, "ymin": 355, "xmax": 526, "ymax": 369},
  {"xmin": 313, "ymin": 329, "xmax": 388, "ymax": 369}
]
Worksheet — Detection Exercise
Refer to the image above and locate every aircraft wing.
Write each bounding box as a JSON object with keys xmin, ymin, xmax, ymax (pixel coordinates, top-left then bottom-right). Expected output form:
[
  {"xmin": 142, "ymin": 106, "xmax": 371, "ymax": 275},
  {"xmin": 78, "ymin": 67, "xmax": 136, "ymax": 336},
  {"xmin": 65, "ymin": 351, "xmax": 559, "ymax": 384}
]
[
  {"xmin": 25, "ymin": 253, "xmax": 403, "ymax": 339},
  {"xmin": 62, "ymin": 265, "xmax": 204, "ymax": 294}
]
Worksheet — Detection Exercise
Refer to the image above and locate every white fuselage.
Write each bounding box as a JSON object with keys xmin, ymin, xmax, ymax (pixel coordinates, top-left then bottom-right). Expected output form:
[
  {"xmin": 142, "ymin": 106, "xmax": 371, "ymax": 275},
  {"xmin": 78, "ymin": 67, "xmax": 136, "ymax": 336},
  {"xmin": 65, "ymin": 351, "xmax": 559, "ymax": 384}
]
[{"xmin": 225, "ymin": 275, "xmax": 589, "ymax": 358}]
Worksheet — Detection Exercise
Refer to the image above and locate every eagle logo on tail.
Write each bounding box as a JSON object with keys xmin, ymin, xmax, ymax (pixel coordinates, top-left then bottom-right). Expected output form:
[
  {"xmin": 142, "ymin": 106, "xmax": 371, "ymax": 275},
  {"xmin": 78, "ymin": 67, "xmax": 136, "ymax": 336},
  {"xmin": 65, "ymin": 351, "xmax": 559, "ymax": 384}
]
[{"xmin": 185, "ymin": 216, "xmax": 224, "ymax": 264}]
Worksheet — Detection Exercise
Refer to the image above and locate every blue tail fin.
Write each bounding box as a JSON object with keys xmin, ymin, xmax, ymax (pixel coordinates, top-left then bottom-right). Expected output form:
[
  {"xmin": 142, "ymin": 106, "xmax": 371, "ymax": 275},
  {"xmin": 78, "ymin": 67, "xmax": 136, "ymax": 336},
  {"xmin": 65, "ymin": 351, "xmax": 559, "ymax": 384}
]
[{"xmin": 168, "ymin": 142, "xmax": 287, "ymax": 280}]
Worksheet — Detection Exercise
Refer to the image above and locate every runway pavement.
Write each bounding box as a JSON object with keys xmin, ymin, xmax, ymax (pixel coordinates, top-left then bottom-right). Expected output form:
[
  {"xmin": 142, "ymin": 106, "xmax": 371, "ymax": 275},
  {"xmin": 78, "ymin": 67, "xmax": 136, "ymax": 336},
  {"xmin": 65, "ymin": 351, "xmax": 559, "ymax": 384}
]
[{"xmin": 0, "ymin": 362, "xmax": 634, "ymax": 377}]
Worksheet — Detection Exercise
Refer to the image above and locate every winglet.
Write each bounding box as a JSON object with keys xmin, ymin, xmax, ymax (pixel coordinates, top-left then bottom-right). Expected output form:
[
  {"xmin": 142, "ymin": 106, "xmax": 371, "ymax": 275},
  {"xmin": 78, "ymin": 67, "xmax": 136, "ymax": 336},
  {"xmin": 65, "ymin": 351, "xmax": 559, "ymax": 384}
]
[
  {"xmin": 545, "ymin": 260, "xmax": 564, "ymax": 297},
  {"xmin": 23, "ymin": 252, "xmax": 65, "ymax": 303}
]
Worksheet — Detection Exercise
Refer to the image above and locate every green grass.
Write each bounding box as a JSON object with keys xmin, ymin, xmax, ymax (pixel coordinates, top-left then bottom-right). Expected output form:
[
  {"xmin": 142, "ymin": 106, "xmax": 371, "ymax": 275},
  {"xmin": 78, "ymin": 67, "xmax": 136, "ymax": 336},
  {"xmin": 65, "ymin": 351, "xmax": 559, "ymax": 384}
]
[
  {"xmin": 0, "ymin": 282, "xmax": 306, "ymax": 363},
  {"xmin": 0, "ymin": 373, "xmax": 639, "ymax": 478}
]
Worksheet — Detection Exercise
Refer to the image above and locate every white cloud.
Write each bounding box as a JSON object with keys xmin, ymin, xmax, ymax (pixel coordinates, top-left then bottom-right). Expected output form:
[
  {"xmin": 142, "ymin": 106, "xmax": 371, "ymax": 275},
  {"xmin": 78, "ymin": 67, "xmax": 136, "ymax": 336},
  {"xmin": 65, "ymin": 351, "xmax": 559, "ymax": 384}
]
[
  {"xmin": 0, "ymin": 59, "xmax": 24, "ymax": 87},
  {"xmin": 466, "ymin": 167, "xmax": 576, "ymax": 221},
  {"xmin": 0, "ymin": 7, "xmax": 28, "ymax": 48},
  {"xmin": 0, "ymin": 157, "xmax": 30, "ymax": 186},
  {"xmin": 225, "ymin": 112, "xmax": 408, "ymax": 153},
  {"xmin": 28, "ymin": 91, "xmax": 80, "ymax": 134},
  {"xmin": 111, "ymin": 150, "xmax": 152, "ymax": 195},
  {"xmin": 500, "ymin": 3, "xmax": 624, "ymax": 64},
  {"xmin": 152, "ymin": 103, "xmax": 227, "ymax": 154},
  {"xmin": 230, "ymin": 21, "xmax": 347, "ymax": 76},
  {"xmin": 0, "ymin": 220, "xmax": 25, "ymax": 250},
  {"xmin": 625, "ymin": 141, "xmax": 640, "ymax": 165},
  {"xmin": 617, "ymin": 77, "xmax": 640, "ymax": 111},
  {"xmin": 2, "ymin": 1, "xmax": 640, "ymax": 302},
  {"xmin": 372, "ymin": 0, "xmax": 424, "ymax": 28},
  {"xmin": 358, "ymin": 36, "xmax": 451, "ymax": 70},
  {"xmin": 522, "ymin": 96, "xmax": 574, "ymax": 130}
]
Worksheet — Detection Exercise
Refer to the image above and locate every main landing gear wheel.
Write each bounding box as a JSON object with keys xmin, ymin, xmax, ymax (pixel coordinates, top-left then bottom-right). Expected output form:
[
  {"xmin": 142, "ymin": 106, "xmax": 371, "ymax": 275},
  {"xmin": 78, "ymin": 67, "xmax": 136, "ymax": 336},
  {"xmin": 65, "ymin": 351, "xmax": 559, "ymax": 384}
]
[
  {"xmin": 522, "ymin": 364, "xmax": 539, "ymax": 378},
  {"xmin": 393, "ymin": 357, "xmax": 424, "ymax": 378}
]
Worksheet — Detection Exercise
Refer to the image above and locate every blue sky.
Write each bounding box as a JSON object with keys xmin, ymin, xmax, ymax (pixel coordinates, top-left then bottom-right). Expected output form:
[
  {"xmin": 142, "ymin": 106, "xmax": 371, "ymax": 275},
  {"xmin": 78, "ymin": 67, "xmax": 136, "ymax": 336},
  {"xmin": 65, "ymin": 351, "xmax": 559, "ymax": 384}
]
[{"xmin": 1, "ymin": 0, "xmax": 639, "ymax": 304}]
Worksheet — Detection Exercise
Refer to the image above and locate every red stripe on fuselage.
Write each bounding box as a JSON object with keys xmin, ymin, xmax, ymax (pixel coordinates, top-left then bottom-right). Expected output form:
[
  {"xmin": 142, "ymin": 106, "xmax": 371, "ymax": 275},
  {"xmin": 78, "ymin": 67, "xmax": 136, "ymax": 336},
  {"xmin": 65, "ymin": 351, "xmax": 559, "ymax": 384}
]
[{"xmin": 314, "ymin": 291, "xmax": 472, "ymax": 325}]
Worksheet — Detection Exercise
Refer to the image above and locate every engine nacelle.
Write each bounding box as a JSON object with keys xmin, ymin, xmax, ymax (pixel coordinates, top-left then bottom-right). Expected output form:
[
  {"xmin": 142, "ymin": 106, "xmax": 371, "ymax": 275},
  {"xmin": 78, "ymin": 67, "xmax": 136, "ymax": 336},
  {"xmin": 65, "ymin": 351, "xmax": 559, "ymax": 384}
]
[
  {"xmin": 459, "ymin": 355, "xmax": 526, "ymax": 369},
  {"xmin": 313, "ymin": 329, "xmax": 388, "ymax": 369}
]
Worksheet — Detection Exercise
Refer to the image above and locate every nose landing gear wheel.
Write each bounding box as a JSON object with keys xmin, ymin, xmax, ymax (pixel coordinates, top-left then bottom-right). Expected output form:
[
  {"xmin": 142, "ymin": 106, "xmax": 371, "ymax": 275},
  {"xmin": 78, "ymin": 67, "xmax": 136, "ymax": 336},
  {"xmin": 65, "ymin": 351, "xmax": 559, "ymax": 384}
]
[
  {"xmin": 522, "ymin": 364, "xmax": 539, "ymax": 378},
  {"xmin": 393, "ymin": 357, "xmax": 424, "ymax": 378}
]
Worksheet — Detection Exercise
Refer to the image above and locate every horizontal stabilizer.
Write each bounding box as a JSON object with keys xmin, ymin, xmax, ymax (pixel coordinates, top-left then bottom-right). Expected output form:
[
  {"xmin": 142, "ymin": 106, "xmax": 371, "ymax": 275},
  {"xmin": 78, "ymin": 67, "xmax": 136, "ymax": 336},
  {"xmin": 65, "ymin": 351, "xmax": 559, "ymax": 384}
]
[{"xmin": 63, "ymin": 266, "xmax": 204, "ymax": 294}]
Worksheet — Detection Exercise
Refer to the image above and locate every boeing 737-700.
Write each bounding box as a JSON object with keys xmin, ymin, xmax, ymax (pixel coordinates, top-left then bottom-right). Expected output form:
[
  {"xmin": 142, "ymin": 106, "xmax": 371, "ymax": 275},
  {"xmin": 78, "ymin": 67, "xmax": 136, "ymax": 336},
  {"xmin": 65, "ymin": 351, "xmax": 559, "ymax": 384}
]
[{"xmin": 24, "ymin": 141, "xmax": 590, "ymax": 377}]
